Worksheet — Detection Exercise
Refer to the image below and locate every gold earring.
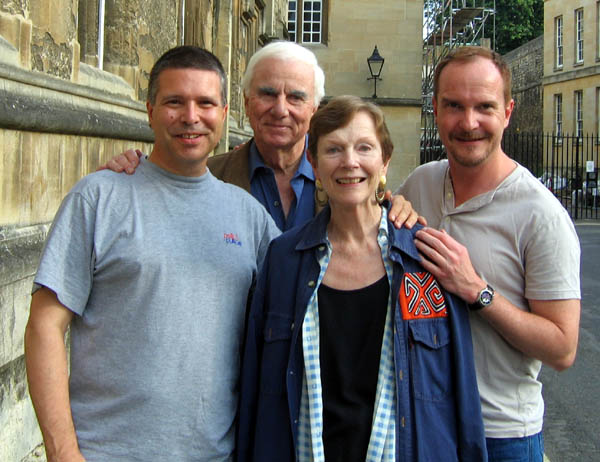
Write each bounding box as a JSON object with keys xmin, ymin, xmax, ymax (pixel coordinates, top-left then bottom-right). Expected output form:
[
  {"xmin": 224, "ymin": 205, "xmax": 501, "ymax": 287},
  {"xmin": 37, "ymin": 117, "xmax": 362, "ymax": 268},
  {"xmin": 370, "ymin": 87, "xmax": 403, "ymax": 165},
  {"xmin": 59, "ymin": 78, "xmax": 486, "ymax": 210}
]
[
  {"xmin": 375, "ymin": 175, "xmax": 386, "ymax": 204},
  {"xmin": 315, "ymin": 179, "xmax": 328, "ymax": 206}
]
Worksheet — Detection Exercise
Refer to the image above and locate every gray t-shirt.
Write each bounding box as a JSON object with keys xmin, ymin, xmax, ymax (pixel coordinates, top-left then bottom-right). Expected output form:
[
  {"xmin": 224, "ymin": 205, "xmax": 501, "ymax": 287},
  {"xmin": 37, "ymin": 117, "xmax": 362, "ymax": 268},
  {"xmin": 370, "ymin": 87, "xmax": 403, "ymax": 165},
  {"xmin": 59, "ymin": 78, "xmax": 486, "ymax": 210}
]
[
  {"xmin": 397, "ymin": 160, "xmax": 580, "ymax": 438},
  {"xmin": 33, "ymin": 158, "xmax": 280, "ymax": 461}
]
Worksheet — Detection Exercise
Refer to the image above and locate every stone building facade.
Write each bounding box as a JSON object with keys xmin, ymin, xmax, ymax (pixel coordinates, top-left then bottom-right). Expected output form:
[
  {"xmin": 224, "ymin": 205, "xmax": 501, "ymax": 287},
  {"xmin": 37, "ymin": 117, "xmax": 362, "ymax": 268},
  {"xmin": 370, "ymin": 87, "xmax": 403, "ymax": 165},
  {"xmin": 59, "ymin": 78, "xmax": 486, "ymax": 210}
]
[
  {"xmin": 543, "ymin": 0, "xmax": 600, "ymax": 137},
  {"xmin": 0, "ymin": 1, "xmax": 287, "ymax": 460},
  {"xmin": 300, "ymin": 0, "xmax": 423, "ymax": 188},
  {"xmin": 504, "ymin": 35, "xmax": 544, "ymax": 134}
]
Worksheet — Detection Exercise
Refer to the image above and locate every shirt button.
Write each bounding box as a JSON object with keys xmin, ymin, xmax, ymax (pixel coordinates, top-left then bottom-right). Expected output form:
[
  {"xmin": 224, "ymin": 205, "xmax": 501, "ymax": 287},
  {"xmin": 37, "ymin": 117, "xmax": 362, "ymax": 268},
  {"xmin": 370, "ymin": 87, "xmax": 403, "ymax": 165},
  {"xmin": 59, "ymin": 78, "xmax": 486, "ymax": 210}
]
[
  {"xmin": 308, "ymin": 280, "xmax": 316, "ymax": 287},
  {"xmin": 290, "ymin": 322, "xmax": 295, "ymax": 331},
  {"xmin": 289, "ymin": 370, "xmax": 294, "ymax": 375},
  {"xmin": 274, "ymin": 200, "xmax": 280, "ymax": 207}
]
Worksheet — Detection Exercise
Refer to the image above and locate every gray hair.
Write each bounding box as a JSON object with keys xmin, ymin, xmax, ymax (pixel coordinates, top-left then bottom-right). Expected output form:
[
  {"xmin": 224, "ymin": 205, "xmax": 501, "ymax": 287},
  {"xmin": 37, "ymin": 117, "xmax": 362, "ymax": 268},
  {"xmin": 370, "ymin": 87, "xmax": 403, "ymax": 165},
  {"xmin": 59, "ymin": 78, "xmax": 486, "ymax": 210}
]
[{"xmin": 241, "ymin": 41, "xmax": 325, "ymax": 106}]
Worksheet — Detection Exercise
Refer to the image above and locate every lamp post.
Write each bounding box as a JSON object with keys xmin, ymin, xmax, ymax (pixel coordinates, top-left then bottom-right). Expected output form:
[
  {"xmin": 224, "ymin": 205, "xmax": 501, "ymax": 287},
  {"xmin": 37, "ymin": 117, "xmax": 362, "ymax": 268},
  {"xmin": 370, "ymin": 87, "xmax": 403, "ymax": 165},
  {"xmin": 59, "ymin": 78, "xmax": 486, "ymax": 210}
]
[{"xmin": 367, "ymin": 45, "xmax": 384, "ymax": 98}]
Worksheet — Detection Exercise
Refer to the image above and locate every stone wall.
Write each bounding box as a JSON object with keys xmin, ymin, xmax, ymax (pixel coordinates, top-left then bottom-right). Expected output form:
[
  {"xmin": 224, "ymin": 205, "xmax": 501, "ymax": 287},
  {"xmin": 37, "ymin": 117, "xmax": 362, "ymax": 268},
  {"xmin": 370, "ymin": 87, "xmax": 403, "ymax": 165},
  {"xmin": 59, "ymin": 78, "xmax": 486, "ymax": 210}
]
[
  {"xmin": 504, "ymin": 35, "xmax": 544, "ymax": 134},
  {"xmin": 0, "ymin": 1, "xmax": 287, "ymax": 460}
]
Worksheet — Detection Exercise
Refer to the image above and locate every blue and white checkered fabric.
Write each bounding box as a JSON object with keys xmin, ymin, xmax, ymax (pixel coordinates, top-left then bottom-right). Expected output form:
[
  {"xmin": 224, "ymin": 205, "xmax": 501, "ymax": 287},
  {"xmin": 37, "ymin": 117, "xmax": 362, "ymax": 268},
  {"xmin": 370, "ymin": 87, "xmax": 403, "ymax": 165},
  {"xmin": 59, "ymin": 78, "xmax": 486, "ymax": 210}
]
[{"xmin": 297, "ymin": 208, "xmax": 397, "ymax": 462}]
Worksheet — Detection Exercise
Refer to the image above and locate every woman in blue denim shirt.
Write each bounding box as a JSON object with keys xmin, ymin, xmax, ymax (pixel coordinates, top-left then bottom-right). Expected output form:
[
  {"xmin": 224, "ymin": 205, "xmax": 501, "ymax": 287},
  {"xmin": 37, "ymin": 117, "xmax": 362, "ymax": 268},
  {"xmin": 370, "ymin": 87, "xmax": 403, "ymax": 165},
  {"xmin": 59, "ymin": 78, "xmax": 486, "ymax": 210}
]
[{"xmin": 237, "ymin": 95, "xmax": 487, "ymax": 462}]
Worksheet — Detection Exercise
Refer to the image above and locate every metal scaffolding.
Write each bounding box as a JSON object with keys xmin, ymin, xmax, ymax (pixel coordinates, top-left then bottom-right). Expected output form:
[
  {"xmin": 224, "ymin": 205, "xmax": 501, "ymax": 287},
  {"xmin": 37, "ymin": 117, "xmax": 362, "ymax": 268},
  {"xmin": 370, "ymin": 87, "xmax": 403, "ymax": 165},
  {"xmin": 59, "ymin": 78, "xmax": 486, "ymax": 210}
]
[{"xmin": 421, "ymin": 0, "xmax": 496, "ymax": 163}]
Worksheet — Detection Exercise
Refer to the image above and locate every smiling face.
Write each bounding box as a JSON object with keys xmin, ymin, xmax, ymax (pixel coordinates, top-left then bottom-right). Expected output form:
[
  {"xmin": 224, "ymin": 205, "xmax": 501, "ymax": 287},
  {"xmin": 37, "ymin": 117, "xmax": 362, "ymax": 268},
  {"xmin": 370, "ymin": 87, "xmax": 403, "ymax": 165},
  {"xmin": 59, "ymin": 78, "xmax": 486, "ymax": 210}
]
[
  {"xmin": 147, "ymin": 68, "xmax": 228, "ymax": 176},
  {"xmin": 433, "ymin": 56, "xmax": 513, "ymax": 168},
  {"xmin": 312, "ymin": 111, "xmax": 389, "ymax": 210},
  {"xmin": 244, "ymin": 57, "xmax": 317, "ymax": 155}
]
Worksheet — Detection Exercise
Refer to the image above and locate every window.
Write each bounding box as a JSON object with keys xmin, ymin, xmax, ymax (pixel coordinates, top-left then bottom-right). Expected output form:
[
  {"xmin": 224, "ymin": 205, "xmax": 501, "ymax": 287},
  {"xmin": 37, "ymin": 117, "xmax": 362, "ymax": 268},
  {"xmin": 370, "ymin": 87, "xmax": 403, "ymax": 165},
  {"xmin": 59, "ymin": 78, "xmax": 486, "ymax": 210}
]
[
  {"xmin": 597, "ymin": 88, "xmax": 600, "ymax": 136},
  {"xmin": 555, "ymin": 94, "xmax": 563, "ymax": 136},
  {"xmin": 78, "ymin": 0, "xmax": 106, "ymax": 68},
  {"xmin": 288, "ymin": 1, "xmax": 297, "ymax": 42},
  {"xmin": 555, "ymin": 16, "xmax": 563, "ymax": 68},
  {"xmin": 597, "ymin": 2, "xmax": 600, "ymax": 59},
  {"xmin": 575, "ymin": 90, "xmax": 584, "ymax": 138},
  {"xmin": 288, "ymin": 0, "xmax": 327, "ymax": 44},
  {"xmin": 576, "ymin": 8, "xmax": 584, "ymax": 63},
  {"xmin": 302, "ymin": 1, "xmax": 322, "ymax": 43}
]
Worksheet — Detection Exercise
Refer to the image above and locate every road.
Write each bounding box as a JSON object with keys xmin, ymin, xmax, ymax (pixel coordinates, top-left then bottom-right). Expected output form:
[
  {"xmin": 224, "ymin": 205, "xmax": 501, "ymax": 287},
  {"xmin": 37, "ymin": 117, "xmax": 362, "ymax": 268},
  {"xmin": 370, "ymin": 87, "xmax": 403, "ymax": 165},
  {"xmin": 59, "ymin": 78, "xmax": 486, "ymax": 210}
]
[{"xmin": 541, "ymin": 222, "xmax": 600, "ymax": 461}]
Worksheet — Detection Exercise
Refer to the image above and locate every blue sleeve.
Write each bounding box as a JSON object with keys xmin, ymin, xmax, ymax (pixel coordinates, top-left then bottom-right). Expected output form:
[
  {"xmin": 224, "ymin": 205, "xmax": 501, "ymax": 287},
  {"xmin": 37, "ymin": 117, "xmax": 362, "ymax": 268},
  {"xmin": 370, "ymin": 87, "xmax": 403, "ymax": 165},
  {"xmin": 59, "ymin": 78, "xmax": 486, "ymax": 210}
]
[{"xmin": 236, "ymin": 243, "xmax": 271, "ymax": 462}]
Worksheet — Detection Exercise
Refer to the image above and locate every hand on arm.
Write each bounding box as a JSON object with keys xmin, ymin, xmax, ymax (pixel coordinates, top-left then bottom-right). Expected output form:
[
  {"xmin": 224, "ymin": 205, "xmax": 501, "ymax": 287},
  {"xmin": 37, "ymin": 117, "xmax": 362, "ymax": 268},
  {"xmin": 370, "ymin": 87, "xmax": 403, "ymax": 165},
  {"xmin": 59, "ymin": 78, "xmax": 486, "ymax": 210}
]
[
  {"xmin": 385, "ymin": 191, "xmax": 427, "ymax": 229},
  {"xmin": 25, "ymin": 287, "xmax": 86, "ymax": 462},
  {"xmin": 414, "ymin": 227, "xmax": 581, "ymax": 371},
  {"xmin": 96, "ymin": 149, "xmax": 143, "ymax": 174}
]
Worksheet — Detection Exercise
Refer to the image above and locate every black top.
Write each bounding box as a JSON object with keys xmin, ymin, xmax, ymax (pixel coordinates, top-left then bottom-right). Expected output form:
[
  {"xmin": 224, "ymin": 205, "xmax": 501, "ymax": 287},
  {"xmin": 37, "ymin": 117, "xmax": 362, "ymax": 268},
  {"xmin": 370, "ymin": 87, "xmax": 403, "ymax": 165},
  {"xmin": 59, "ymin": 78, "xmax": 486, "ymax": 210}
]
[{"xmin": 318, "ymin": 275, "xmax": 390, "ymax": 462}]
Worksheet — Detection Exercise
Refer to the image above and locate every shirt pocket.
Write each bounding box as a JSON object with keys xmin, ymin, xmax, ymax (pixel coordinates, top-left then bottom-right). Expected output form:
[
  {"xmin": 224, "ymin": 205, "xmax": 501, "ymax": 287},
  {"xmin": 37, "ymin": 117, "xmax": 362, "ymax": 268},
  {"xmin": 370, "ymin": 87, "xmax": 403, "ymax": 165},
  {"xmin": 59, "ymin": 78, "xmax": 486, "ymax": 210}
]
[
  {"xmin": 259, "ymin": 312, "xmax": 294, "ymax": 395},
  {"xmin": 408, "ymin": 319, "xmax": 453, "ymax": 402}
]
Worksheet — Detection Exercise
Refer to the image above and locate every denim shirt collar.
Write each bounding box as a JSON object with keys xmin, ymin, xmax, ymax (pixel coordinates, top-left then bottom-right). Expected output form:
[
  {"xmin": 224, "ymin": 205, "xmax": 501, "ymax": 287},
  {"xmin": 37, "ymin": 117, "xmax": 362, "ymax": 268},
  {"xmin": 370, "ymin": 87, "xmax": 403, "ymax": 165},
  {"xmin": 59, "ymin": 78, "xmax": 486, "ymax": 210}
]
[
  {"xmin": 248, "ymin": 135, "xmax": 315, "ymax": 182},
  {"xmin": 294, "ymin": 201, "xmax": 423, "ymax": 263}
]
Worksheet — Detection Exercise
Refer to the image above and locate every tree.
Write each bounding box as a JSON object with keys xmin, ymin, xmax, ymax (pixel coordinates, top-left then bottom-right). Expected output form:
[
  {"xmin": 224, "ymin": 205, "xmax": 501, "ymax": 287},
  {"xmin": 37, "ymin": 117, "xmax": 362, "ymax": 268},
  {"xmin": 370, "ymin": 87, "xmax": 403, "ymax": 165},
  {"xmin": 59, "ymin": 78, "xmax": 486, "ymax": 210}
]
[
  {"xmin": 423, "ymin": 0, "xmax": 543, "ymax": 55},
  {"xmin": 491, "ymin": 0, "xmax": 543, "ymax": 55}
]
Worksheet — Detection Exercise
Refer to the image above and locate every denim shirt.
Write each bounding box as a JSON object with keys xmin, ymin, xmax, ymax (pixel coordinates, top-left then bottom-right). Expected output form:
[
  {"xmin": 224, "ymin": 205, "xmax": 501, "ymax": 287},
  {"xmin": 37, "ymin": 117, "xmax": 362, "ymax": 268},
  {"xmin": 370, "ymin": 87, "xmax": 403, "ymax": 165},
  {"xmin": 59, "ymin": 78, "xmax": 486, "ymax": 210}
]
[
  {"xmin": 237, "ymin": 205, "xmax": 487, "ymax": 462},
  {"xmin": 248, "ymin": 137, "xmax": 315, "ymax": 231}
]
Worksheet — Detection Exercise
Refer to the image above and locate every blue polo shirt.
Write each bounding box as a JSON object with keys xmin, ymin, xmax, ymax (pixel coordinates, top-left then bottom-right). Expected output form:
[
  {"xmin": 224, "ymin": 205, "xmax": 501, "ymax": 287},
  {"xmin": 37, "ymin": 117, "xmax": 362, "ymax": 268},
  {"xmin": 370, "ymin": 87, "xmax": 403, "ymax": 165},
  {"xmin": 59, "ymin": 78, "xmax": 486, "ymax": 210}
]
[{"xmin": 248, "ymin": 137, "xmax": 315, "ymax": 231}]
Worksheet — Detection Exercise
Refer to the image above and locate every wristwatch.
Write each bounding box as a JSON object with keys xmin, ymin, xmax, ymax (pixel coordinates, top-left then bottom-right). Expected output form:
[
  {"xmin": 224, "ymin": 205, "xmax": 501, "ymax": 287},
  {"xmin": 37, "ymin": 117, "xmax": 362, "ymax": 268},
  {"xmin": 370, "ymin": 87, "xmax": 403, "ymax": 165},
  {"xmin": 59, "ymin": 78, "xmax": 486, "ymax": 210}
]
[{"xmin": 468, "ymin": 284, "xmax": 495, "ymax": 311}]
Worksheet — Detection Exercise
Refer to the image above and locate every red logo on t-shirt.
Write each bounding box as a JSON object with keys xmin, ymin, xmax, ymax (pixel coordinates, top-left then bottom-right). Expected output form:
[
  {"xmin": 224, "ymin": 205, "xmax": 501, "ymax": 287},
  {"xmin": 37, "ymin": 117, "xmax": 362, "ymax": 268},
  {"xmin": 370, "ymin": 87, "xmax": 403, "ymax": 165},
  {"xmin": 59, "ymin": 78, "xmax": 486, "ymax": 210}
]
[{"xmin": 399, "ymin": 272, "xmax": 447, "ymax": 320}]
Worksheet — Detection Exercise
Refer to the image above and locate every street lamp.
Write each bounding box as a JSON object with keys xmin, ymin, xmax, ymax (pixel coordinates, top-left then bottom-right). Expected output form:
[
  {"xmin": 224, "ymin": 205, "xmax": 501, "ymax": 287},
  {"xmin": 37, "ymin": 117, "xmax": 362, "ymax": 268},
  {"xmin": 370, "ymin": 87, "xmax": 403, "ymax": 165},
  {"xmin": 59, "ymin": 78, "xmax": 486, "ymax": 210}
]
[{"xmin": 367, "ymin": 45, "xmax": 385, "ymax": 98}]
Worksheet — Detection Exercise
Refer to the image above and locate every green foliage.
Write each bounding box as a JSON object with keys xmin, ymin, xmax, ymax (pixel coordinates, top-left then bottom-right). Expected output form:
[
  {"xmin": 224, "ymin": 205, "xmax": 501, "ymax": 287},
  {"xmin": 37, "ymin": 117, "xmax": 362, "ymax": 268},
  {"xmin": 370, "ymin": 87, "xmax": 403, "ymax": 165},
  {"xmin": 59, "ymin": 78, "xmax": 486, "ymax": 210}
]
[
  {"xmin": 423, "ymin": 0, "xmax": 544, "ymax": 55},
  {"xmin": 491, "ymin": 0, "xmax": 543, "ymax": 54}
]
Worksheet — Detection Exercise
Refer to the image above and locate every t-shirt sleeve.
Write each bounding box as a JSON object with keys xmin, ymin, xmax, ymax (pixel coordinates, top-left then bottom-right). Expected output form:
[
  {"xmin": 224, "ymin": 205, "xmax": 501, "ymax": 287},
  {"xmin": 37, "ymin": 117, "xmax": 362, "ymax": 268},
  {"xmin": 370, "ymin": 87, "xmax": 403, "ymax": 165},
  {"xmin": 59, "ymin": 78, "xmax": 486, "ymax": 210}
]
[
  {"xmin": 33, "ymin": 191, "xmax": 97, "ymax": 315},
  {"xmin": 524, "ymin": 210, "xmax": 581, "ymax": 301}
]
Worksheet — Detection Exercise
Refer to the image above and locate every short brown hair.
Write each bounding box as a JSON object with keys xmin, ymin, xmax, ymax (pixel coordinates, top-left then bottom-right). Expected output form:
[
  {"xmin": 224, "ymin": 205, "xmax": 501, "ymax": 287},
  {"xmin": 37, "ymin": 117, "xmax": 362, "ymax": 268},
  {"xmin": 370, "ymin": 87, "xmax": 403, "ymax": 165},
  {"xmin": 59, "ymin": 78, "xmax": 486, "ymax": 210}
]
[
  {"xmin": 147, "ymin": 46, "xmax": 227, "ymax": 106},
  {"xmin": 433, "ymin": 46, "xmax": 512, "ymax": 104},
  {"xmin": 308, "ymin": 95, "xmax": 393, "ymax": 163}
]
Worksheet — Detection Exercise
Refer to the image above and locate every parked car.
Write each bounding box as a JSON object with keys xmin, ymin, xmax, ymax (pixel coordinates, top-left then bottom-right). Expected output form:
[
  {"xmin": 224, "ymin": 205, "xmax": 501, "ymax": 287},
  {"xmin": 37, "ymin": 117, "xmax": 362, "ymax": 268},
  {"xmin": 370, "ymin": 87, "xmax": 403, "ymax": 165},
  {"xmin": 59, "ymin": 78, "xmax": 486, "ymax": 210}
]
[
  {"xmin": 573, "ymin": 180, "xmax": 600, "ymax": 207},
  {"xmin": 538, "ymin": 172, "xmax": 568, "ymax": 192}
]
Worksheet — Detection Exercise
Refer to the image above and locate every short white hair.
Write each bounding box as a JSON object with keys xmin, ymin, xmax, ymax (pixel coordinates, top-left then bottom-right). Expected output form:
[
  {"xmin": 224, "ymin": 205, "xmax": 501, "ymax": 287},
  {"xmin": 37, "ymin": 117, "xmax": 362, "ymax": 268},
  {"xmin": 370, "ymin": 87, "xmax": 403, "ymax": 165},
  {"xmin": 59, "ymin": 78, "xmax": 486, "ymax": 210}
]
[{"xmin": 241, "ymin": 41, "xmax": 325, "ymax": 107}]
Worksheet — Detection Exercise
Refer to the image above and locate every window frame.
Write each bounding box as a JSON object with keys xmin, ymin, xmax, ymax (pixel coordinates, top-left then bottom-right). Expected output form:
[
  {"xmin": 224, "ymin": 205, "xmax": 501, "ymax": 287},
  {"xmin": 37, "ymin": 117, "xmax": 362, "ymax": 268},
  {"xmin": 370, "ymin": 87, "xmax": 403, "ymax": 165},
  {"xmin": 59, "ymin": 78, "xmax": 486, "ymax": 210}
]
[
  {"xmin": 575, "ymin": 8, "xmax": 584, "ymax": 64},
  {"xmin": 287, "ymin": 0, "xmax": 328, "ymax": 45},
  {"xmin": 596, "ymin": 87, "xmax": 600, "ymax": 138},
  {"xmin": 555, "ymin": 15, "xmax": 563, "ymax": 68},
  {"xmin": 597, "ymin": 1, "xmax": 600, "ymax": 60},
  {"xmin": 555, "ymin": 93, "xmax": 563, "ymax": 137},
  {"xmin": 287, "ymin": 0, "xmax": 298, "ymax": 42},
  {"xmin": 575, "ymin": 90, "xmax": 584, "ymax": 138},
  {"xmin": 301, "ymin": 0, "xmax": 322, "ymax": 44}
]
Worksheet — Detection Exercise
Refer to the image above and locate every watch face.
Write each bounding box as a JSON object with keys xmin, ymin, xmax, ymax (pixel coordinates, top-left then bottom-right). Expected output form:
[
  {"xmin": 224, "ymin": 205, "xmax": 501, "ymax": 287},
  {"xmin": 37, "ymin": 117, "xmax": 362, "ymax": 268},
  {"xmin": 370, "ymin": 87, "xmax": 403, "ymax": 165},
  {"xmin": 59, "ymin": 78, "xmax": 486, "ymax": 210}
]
[{"xmin": 481, "ymin": 289, "xmax": 493, "ymax": 305}]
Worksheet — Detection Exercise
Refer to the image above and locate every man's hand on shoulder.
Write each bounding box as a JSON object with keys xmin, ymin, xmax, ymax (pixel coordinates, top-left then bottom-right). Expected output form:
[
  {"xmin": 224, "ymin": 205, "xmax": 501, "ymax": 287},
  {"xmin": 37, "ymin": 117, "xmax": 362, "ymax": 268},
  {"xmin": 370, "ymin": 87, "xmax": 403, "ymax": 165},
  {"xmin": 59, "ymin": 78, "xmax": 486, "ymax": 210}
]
[
  {"xmin": 97, "ymin": 149, "xmax": 143, "ymax": 174},
  {"xmin": 386, "ymin": 191, "xmax": 426, "ymax": 229}
]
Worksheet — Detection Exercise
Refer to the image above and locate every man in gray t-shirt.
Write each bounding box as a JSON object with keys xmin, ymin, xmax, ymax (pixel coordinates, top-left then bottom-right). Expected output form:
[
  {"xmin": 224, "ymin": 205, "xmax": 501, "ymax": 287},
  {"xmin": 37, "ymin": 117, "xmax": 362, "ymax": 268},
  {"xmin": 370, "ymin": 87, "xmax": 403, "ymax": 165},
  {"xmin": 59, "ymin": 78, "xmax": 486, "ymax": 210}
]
[
  {"xmin": 396, "ymin": 46, "xmax": 580, "ymax": 462},
  {"xmin": 25, "ymin": 46, "xmax": 279, "ymax": 462}
]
